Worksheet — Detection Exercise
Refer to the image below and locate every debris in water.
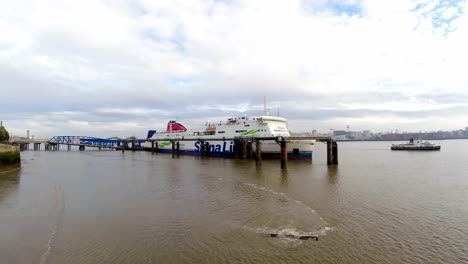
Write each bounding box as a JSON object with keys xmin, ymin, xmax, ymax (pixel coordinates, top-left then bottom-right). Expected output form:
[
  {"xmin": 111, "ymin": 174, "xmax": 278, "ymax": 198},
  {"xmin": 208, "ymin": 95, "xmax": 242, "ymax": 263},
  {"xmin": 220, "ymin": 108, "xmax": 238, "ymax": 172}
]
[{"xmin": 270, "ymin": 233, "xmax": 319, "ymax": 241}]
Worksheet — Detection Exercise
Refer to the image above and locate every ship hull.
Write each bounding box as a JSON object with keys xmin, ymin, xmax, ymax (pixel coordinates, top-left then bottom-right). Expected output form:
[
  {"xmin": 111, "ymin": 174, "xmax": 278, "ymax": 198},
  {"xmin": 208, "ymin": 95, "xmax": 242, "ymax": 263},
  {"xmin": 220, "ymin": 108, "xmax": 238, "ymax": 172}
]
[
  {"xmin": 391, "ymin": 146, "xmax": 441, "ymax": 151},
  {"xmin": 143, "ymin": 140, "xmax": 314, "ymax": 160}
]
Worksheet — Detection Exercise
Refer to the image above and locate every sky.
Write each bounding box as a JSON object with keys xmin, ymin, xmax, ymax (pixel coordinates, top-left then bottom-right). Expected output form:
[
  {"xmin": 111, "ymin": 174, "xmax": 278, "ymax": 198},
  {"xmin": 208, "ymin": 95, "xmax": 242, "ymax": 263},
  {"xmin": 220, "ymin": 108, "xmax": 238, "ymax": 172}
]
[{"xmin": 1, "ymin": 0, "xmax": 467, "ymax": 138}]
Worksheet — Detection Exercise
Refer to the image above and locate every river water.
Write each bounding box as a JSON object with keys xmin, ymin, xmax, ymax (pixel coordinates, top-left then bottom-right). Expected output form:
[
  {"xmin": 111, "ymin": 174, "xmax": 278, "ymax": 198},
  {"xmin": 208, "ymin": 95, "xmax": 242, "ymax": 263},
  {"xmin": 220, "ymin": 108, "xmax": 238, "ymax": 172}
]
[{"xmin": 1, "ymin": 140, "xmax": 467, "ymax": 264}]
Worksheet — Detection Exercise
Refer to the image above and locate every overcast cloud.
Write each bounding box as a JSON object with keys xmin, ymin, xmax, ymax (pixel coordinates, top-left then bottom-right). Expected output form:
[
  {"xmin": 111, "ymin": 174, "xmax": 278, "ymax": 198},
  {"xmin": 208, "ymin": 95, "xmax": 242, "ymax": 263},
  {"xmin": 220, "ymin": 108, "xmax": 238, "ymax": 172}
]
[{"xmin": 1, "ymin": 0, "xmax": 467, "ymax": 138}]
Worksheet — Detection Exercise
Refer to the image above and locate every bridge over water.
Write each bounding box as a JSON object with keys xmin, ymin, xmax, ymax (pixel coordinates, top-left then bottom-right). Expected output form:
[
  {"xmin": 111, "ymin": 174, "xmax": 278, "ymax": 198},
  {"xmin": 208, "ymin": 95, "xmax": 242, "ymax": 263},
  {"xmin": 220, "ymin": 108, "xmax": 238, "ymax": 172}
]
[{"xmin": 11, "ymin": 136, "xmax": 145, "ymax": 151}]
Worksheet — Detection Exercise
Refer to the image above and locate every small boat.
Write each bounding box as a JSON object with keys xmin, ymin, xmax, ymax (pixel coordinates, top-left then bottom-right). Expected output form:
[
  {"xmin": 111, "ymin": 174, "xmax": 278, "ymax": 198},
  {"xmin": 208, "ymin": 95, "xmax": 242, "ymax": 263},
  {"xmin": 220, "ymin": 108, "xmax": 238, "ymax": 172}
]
[{"xmin": 391, "ymin": 138, "xmax": 441, "ymax": 151}]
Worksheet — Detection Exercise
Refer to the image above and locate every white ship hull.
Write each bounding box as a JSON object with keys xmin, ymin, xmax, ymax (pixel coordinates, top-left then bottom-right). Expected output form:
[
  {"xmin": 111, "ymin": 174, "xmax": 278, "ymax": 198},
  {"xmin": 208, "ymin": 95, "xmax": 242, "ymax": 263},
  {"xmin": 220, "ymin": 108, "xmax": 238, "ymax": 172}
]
[{"xmin": 144, "ymin": 116, "xmax": 315, "ymax": 160}]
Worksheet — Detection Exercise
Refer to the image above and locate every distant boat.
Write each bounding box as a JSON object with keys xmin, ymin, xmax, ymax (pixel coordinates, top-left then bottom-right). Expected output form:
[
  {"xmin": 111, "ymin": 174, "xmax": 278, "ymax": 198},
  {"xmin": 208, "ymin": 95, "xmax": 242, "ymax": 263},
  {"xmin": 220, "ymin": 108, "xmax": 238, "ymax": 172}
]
[{"xmin": 391, "ymin": 138, "xmax": 441, "ymax": 151}]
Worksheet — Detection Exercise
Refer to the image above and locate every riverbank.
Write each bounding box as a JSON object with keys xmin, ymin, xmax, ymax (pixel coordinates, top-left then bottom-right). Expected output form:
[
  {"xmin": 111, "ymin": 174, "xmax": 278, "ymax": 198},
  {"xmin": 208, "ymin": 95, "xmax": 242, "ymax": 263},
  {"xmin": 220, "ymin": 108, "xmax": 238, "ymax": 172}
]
[{"xmin": 0, "ymin": 144, "xmax": 20, "ymax": 170}]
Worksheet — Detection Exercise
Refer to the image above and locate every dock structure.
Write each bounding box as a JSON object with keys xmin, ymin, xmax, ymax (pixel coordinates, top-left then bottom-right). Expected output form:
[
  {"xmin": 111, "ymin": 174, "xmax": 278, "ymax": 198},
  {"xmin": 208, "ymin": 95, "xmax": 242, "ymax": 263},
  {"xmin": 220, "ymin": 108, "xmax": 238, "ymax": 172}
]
[
  {"xmin": 11, "ymin": 135, "xmax": 339, "ymax": 166},
  {"xmin": 10, "ymin": 139, "xmax": 48, "ymax": 151},
  {"xmin": 126, "ymin": 136, "xmax": 339, "ymax": 166}
]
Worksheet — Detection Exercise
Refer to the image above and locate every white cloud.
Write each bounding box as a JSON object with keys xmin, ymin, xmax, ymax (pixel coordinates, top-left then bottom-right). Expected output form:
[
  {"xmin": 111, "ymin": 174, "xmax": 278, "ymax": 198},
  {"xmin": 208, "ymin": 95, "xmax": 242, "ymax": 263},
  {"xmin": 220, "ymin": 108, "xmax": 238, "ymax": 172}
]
[{"xmin": 1, "ymin": 0, "xmax": 467, "ymax": 137}]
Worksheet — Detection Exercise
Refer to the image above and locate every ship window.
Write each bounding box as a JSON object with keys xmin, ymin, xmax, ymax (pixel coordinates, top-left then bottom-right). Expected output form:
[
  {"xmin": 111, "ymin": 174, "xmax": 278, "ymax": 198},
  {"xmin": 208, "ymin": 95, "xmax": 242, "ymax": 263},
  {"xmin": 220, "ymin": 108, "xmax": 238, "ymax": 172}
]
[
  {"xmin": 245, "ymin": 124, "xmax": 250, "ymax": 127},
  {"xmin": 218, "ymin": 131, "xmax": 225, "ymax": 134},
  {"xmin": 235, "ymin": 130, "xmax": 247, "ymax": 133}
]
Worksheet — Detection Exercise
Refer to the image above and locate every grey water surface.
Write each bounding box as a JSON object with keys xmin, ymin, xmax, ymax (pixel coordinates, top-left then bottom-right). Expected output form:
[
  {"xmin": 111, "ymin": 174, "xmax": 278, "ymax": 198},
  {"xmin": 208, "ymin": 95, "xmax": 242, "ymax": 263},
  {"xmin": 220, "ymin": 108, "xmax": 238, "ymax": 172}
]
[{"xmin": 1, "ymin": 140, "xmax": 467, "ymax": 264}]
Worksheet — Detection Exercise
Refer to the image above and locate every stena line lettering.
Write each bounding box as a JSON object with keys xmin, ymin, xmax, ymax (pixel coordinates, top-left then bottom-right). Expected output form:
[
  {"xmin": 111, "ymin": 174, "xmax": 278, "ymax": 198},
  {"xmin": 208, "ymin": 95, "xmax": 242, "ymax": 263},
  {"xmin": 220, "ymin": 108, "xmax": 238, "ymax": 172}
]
[{"xmin": 194, "ymin": 141, "xmax": 234, "ymax": 152}]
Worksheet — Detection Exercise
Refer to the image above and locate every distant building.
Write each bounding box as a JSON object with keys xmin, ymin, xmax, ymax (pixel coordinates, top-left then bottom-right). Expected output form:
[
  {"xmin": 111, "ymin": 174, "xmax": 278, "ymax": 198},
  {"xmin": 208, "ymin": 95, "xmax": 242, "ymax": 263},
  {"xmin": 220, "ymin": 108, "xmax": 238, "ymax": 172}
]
[
  {"xmin": 363, "ymin": 130, "xmax": 372, "ymax": 139},
  {"xmin": 333, "ymin": 130, "xmax": 347, "ymax": 140}
]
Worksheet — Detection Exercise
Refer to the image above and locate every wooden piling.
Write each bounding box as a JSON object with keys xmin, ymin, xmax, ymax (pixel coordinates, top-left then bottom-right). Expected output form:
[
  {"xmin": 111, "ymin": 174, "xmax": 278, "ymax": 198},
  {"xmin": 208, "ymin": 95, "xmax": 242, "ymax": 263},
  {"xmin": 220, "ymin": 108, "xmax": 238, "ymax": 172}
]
[
  {"xmin": 205, "ymin": 142, "xmax": 210, "ymax": 156},
  {"xmin": 172, "ymin": 141, "xmax": 176, "ymax": 158},
  {"xmin": 176, "ymin": 142, "xmax": 180, "ymax": 156},
  {"xmin": 255, "ymin": 140, "xmax": 262, "ymax": 166},
  {"xmin": 221, "ymin": 140, "xmax": 226, "ymax": 158},
  {"xmin": 332, "ymin": 141, "xmax": 338, "ymax": 165},
  {"xmin": 68, "ymin": 145, "xmax": 71, "ymax": 151},
  {"xmin": 151, "ymin": 141, "xmax": 155, "ymax": 154},
  {"xmin": 241, "ymin": 140, "xmax": 247, "ymax": 159},
  {"xmin": 199, "ymin": 141, "xmax": 205, "ymax": 156},
  {"xmin": 233, "ymin": 139, "xmax": 239, "ymax": 159},
  {"xmin": 280, "ymin": 139, "xmax": 287, "ymax": 169},
  {"xmin": 327, "ymin": 140, "xmax": 338, "ymax": 165}
]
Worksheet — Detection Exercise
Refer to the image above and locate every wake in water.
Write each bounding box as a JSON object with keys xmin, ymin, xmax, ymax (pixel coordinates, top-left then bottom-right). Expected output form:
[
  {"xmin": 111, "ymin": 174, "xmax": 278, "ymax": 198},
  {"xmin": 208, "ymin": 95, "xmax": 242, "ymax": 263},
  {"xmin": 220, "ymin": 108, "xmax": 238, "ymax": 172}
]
[
  {"xmin": 242, "ymin": 183, "xmax": 329, "ymax": 225},
  {"xmin": 39, "ymin": 185, "xmax": 65, "ymax": 264},
  {"xmin": 236, "ymin": 182, "xmax": 334, "ymax": 245}
]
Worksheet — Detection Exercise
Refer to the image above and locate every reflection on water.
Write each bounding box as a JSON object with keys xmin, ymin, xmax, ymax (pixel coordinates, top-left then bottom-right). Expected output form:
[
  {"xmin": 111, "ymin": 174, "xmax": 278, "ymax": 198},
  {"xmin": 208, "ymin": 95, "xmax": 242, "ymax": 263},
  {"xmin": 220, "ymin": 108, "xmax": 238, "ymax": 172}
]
[
  {"xmin": 0, "ymin": 141, "xmax": 468, "ymax": 264},
  {"xmin": 0, "ymin": 167, "xmax": 21, "ymax": 264},
  {"xmin": 0, "ymin": 167, "xmax": 20, "ymax": 203},
  {"xmin": 327, "ymin": 166, "xmax": 339, "ymax": 184}
]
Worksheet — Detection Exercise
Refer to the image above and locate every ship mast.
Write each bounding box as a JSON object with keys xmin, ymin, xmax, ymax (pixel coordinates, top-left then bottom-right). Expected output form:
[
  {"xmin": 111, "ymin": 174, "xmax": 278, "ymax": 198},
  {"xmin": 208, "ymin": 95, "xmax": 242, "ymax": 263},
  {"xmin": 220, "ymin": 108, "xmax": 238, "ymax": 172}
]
[{"xmin": 263, "ymin": 96, "xmax": 270, "ymax": 116}]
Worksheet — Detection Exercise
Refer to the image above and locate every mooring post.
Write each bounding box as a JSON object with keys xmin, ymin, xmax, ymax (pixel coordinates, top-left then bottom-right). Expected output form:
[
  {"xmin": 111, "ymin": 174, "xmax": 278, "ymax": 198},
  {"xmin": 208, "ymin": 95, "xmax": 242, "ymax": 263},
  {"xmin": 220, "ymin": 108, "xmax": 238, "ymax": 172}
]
[
  {"xmin": 199, "ymin": 141, "xmax": 205, "ymax": 157},
  {"xmin": 248, "ymin": 141, "xmax": 253, "ymax": 159},
  {"xmin": 121, "ymin": 141, "xmax": 125, "ymax": 152},
  {"xmin": 171, "ymin": 141, "xmax": 176, "ymax": 158},
  {"xmin": 176, "ymin": 142, "xmax": 180, "ymax": 156},
  {"xmin": 132, "ymin": 140, "xmax": 136, "ymax": 151},
  {"xmin": 255, "ymin": 140, "xmax": 262, "ymax": 166},
  {"xmin": 280, "ymin": 139, "xmax": 287, "ymax": 169},
  {"xmin": 327, "ymin": 140, "xmax": 333, "ymax": 165},
  {"xmin": 332, "ymin": 141, "xmax": 338, "ymax": 165},
  {"xmin": 221, "ymin": 140, "xmax": 226, "ymax": 158},
  {"xmin": 233, "ymin": 139, "xmax": 239, "ymax": 159},
  {"xmin": 241, "ymin": 140, "xmax": 247, "ymax": 159},
  {"xmin": 68, "ymin": 145, "xmax": 71, "ymax": 151},
  {"xmin": 205, "ymin": 142, "xmax": 210, "ymax": 157},
  {"xmin": 151, "ymin": 141, "xmax": 155, "ymax": 154}
]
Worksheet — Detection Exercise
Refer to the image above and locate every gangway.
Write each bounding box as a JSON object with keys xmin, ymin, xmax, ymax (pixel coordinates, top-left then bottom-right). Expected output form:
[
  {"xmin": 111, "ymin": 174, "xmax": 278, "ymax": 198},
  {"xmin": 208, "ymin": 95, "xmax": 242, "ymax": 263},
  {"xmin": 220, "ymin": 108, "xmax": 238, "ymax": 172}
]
[{"xmin": 47, "ymin": 136, "xmax": 121, "ymax": 150}]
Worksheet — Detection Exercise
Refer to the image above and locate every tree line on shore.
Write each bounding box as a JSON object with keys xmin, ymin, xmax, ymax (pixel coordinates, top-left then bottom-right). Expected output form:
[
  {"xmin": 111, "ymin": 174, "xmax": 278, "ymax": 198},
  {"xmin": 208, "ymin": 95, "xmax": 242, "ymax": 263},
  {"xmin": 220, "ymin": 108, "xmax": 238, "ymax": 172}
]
[{"xmin": 0, "ymin": 125, "xmax": 10, "ymax": 143}]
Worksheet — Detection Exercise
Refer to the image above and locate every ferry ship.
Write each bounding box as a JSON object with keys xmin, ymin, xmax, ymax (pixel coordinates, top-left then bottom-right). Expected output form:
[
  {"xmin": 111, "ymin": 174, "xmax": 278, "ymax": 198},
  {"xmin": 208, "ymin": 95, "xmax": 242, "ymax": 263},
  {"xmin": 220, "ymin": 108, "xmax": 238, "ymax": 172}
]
[
  {"xmin": 391, "ymin": 138, "xmax": 441, "ymax": 151},
  {"xmin": 144, "ymin": 115, "xmax": 315, "ymax": 160}
]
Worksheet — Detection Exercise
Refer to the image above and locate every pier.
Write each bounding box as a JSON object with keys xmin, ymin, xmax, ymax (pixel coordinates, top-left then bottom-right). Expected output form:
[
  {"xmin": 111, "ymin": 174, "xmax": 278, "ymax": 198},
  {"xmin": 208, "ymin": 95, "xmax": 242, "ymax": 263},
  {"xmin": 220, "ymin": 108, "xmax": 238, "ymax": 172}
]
[
  {"xmin": 10, "ymin": 136, "xmax": 339, "ymax": 166},
  {"xmin": 138, "ymin": 136, "xmax": 339, "ymax": 166}
]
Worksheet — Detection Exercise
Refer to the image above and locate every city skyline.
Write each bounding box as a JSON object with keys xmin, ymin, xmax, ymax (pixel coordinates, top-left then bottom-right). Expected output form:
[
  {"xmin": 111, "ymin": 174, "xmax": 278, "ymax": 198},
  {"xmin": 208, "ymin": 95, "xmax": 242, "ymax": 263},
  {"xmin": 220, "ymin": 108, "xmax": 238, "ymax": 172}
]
[{"xmin": 1, "ymin": 0, "xmax": 468, "ymax": 138}]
